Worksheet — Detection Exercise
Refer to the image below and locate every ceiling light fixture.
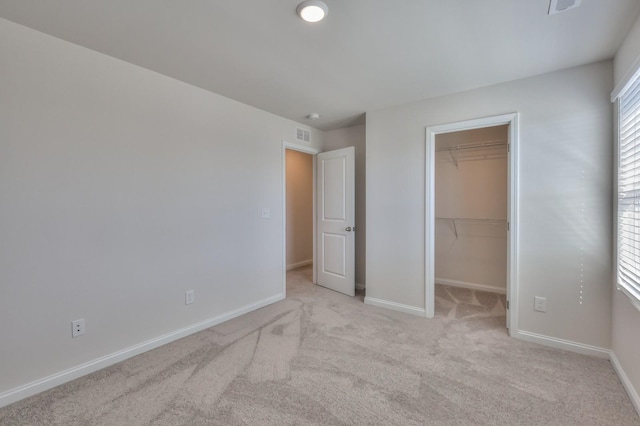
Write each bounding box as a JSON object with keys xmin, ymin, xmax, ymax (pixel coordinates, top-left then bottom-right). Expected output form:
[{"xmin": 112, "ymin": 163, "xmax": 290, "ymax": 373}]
[
  {"xmin": 307, "ymin": 113, "xmax": 320, "ymax": 120},
  {"xmin": 297, "ymin": 1, "xmax": 328, "ymax": 23}
]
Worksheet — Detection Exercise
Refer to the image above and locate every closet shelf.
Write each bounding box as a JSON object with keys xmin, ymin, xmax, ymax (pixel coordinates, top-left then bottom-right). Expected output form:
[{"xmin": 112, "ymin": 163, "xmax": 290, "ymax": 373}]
[
  {"xmin": 435, "ymin": 217, "xmax": 507, "ymax": 239},
  {"xmin": 435, "ymin": 139, "xmax": 507, "ymax": 152},
  {"xmin": 436, "ymin": 139, "xmax": 507, "ymax": 168}
]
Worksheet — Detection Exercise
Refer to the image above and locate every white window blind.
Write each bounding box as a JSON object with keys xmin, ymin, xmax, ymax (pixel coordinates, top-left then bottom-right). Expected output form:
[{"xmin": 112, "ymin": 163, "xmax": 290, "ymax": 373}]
[{"xmin": 618, "ymin": 73, "xmax": 640, "ymax": 309}]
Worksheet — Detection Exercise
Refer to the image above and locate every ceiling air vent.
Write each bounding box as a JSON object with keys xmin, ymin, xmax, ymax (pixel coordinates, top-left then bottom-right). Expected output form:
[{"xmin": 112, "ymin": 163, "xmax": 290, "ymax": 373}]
[
  {"xmin": 296, "ymin": 128, "xmax": 311, "ymax": 143},
  {"xmin": 548, "ymin": 0, "xmax": 581, "ymax": 15}
]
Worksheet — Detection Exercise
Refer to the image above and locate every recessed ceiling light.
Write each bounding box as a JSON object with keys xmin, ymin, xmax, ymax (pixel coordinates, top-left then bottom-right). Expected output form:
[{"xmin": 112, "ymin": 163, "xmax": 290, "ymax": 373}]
[{"xmin": 297, "ymin": 1, "xmax": 328, "ymax": 23}]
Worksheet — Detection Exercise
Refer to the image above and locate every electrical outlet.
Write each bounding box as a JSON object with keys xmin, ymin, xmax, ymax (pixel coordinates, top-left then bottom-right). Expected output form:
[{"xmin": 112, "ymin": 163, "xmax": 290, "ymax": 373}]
[
  {"xmin": 261, "ymin": 208, "xmax": 270, "ymax": 219},
  {"xmin": 71, "ymin": 319, "xmax": 85, "ymax": 338},
  {"xmin": 534, "ymin": 296, "xmax": 547, "ymax": 312},
  {"xmin": 185, "ymin": 290, "xmax": 195, "ymax": 305}
]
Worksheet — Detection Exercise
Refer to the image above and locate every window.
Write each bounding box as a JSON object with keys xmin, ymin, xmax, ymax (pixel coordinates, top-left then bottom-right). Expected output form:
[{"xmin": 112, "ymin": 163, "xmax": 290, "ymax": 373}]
[{"xmin": 617, "ymin": 72, "xmax": 640, "ymax": 310}]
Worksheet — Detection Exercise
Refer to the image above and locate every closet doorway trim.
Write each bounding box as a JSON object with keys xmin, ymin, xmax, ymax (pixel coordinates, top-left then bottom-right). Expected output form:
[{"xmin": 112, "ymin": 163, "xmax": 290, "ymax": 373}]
[{"xmin": 425, "ymin": 113, "xmax": 519, "ymax": 335}]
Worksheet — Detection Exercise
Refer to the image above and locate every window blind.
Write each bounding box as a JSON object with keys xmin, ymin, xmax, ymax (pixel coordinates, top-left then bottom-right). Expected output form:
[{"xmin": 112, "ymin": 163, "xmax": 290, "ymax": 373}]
[{"xmin": 618, "ymin": 73, "xmax": 640, "ymax": 308}]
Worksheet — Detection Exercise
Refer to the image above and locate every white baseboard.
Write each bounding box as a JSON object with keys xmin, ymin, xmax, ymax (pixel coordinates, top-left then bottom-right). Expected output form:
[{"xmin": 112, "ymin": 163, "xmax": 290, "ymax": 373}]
[
  {"xmin": 515, "ymin": 331, "xmax": 639, "ymax": 416},
  {"xmin": 610, "ymin": 351, "xmax": 640, "ymax": 416},
  {"xmin": 364, "ymin": 296, "xmax": 426, "ymax": 317},
  {"xmin": 286, "ymin": 259, "xmax": 312, "ymax": 271},
  {"xmin": 356, "ymin": 282, "xmax": 365, "ymax": 291},
  {"xmin": 0, "ymin": 293, "xmax": 285, "ymax": 409},
  {"xmin": 514, "ymin": 330, "xmax": 610, "ymax": 359},
  {"xmin": 435, "ymin": 277, "xmax": 506, "ymax": 294}
]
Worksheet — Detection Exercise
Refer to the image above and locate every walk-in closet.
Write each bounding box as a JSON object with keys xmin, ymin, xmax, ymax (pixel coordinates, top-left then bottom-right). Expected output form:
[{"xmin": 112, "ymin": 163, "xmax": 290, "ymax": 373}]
[{"xmin": 434, "ymin": 125, "xmax": 508, "ymax": 322}]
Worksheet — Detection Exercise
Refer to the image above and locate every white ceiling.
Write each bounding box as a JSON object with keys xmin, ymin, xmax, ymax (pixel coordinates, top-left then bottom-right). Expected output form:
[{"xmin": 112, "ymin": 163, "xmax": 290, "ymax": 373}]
[{"xmin": 1, "ymin": 0, "xmax": 639, "ymax": 130}]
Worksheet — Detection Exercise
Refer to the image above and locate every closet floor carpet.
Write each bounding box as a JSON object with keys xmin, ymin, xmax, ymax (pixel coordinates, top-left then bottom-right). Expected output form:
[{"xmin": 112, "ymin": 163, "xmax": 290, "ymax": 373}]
[{"xmin": 1, "ymin": 266, "xmax": 638, "ymax": 425}]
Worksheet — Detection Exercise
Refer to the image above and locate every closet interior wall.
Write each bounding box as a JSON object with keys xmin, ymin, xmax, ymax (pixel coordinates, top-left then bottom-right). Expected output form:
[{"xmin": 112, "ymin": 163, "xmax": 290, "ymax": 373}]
[
  {"xmin": 285, "ymin": 149, "xmax": 314, "ymax": 270},
  {"xmin": 435, "ymin": 125, "xmax": 508, "ymax": 294}
]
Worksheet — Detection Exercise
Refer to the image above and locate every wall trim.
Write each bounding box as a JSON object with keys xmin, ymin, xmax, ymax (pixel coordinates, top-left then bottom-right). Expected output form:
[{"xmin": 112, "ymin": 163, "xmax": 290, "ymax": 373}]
[
  {"xmin": 286, "ymin": 259, "xmax": 312, "ymax": 271},
  {"xmin": 0, "ymin": 293, "xmax": 285, "ymax": 409},
  {"xmin": 517, "ymin": 332, "xmax": 640, "ymax": 415},
  {"xmin": 435, "ymin": 277, "xmax": 506, "ymax": 294},
  {"xmin": 610, "ymin": 350, "xmax": 640, "ymax": 416},
  {"xmin": 364, "ymin": 297, "xmax": 426, "ymax": 316},
  {"xmin": 514, "ymin": 330, "xmax": 610, "ymax": 359}
]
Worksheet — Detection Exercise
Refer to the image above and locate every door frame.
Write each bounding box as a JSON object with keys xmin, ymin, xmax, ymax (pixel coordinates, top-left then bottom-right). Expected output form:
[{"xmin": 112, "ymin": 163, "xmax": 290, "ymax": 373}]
[
  {"xmin": 282, "ymin": 141, "xmax": 320, "ymax": 297},
  {"xmin": 425, "ymin": 113, "xmax": 519, "ymax": 334}
]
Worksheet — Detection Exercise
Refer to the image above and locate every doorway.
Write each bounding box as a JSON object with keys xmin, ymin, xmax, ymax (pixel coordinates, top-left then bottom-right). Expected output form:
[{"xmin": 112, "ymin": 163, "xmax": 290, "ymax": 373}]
[
  {"xmin": 281, "ymin": 142, "xmax": 356, "ymax": 298},
  {"xmin": 425, "ymin": 113, "xmax": 519, "ymax": 333},
  {"xmin": 282, "ymin": 143, "xmax": 319, "ymax": 296},
  {"xmin": 285, "ymin": 148, "xmax": 315, "ymax": 293}
]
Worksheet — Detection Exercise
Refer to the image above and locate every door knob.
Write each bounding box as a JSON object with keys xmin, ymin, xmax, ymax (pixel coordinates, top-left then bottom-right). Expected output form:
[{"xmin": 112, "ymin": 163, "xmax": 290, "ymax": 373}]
[{"xmin": 345, "ymin": 227, "xmax": 352, "ymax": 232}]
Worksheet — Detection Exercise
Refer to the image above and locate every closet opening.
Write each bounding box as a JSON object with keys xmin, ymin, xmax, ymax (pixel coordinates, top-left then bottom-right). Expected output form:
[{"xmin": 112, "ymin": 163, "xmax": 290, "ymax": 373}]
[
  {"xmin": 425, "ymin": 114, "xmax": 519, "ymax": 333},
  {"xmin": 435, "ymin": 125, "xmax": 508, "ymax": 327}
]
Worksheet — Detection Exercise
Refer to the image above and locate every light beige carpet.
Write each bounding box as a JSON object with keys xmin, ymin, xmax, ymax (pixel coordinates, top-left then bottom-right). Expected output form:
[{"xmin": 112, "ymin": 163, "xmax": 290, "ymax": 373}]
[{"xmin": 1, "ymin": 265, "xmax": 638, "ymax": 425}]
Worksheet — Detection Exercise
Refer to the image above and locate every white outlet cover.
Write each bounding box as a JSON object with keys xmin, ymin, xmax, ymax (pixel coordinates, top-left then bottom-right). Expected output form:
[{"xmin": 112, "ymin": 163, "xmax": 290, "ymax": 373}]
[
  {"xmin": 185, "ymin": 290, "xmax": 195, "ymax": 305},
  {"xmin": 71, "ymin": 319, "xmax": 85, "ymax": 338},
  {"xmin": 261, "ymin": 208, "xmax": 270, "ymax": 219}
]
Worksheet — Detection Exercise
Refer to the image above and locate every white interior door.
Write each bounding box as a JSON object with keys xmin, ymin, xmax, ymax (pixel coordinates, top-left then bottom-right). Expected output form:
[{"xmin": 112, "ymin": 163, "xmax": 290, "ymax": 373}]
[{"xmin": 317, "ymin": 147, "xmax": 355, "ymax": 296}]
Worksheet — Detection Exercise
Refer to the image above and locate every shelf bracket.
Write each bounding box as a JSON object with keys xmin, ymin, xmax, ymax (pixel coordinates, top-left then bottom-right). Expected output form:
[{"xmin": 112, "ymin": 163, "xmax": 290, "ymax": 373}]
[
  {"xmin": 452, "ymin": 219, "xmax": 458, "ymax": 239},
  {"xmin": 448, "ymin": 148, "xmax": 458, "ymax": 169}
]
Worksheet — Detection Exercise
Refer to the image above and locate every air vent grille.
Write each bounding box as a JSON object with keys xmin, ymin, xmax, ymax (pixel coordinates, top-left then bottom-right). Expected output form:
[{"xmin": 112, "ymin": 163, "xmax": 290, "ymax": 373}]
[{"xmin": 296, "ymin": 128, "xmax": 311, "ymax": 143}]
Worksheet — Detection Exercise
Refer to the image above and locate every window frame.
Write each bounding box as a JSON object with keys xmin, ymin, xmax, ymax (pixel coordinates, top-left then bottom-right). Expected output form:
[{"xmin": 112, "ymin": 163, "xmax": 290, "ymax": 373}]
[{"xmin": 615, "ymin": 75, "xmax": 640, "ymax": 312}]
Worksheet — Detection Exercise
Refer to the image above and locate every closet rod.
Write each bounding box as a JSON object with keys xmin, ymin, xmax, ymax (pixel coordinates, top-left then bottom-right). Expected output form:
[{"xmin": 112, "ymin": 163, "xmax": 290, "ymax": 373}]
[
  {"xmin": 436, "ymin": 217, "xmax": 506, "ymax": 224},
  {"xmin": 435, "ymin": 217, "xmax": 507, "ymax": 239},
  {"xmin": 435, "ymin": 139, "xmax": 507, "ymax": 152}
]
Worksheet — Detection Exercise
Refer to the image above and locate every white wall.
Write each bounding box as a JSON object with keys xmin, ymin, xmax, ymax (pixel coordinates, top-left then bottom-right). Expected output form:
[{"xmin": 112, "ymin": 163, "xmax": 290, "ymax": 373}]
[
  {"xmin": 612, "ymin": 13, "xmax": 640, "ymax": 411},
  {"xmin": 614, "ymin": 12, "xmax": 640, "ymax": 93},
  {"xmin": 323, "ymin": 124, "xmax": 366, "ymax": 288},
  {"xmin": 285, "ymin": 150, "xmax": 313, "ymax": 268},
  {"xmin": 0, "ymin": 17, "xmax": 323, "ymax": 402},
  {"xmin": 366, "ymin": 61, "xmax": 613, "ymax": 350},
  {"xmin": 435, "ymin": 126, "xmax": 508, "ymax": 293}
]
